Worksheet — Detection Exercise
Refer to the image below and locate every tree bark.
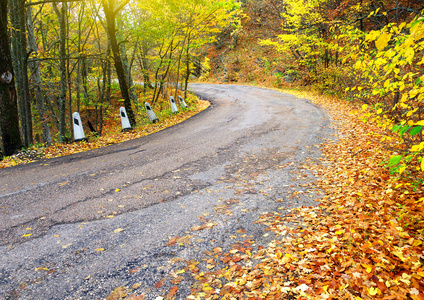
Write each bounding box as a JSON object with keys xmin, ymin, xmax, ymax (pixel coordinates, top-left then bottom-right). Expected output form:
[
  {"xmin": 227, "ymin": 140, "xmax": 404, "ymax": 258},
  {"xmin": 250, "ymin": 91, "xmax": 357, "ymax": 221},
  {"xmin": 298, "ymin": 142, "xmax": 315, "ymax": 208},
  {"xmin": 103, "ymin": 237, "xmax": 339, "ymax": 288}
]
[
  {"xmin": 101, "ymin": 0, "xmax": 135, "ymax": 126},
  {"xmin": 10, "ymin": 0, "xmax": 33, "ymax": 147},
  {"xmin": 26, "ymin": 5, "xmax": 52, "ymax": 145},
  {"xmin": 0, "ymin": 0, "xmax": 22, "ymax": 156},
  {"xmin": 117, "ymin": 15, "xmax": 139, "ymax": 106},
  {"xmin": 184, "ymin": 32, "xmax": 192, "ymax": 98},
  {"xmin": 54, "ymin": 2, "xmax": 68, "ymax": 142}
]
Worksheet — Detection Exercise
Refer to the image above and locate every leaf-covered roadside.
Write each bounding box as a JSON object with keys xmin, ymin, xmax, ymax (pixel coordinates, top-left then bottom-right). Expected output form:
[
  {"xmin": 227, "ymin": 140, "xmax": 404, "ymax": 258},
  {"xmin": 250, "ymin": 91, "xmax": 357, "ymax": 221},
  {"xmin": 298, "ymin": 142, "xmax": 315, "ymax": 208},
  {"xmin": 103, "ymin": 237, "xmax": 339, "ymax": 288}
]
[
  {"xmin": 176, "ymin": 92, "xmax": 424, "ymax": 300},
  {"xmin": 0, "ymin": 99, "xmax": 209, "ymax": 169}
]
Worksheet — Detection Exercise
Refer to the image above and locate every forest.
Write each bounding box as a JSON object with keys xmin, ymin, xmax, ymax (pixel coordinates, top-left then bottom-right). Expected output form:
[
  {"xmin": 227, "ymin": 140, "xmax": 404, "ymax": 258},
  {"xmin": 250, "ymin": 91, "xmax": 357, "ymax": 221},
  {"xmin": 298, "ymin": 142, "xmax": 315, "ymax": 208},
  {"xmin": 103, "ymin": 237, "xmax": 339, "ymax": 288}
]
[{"xmin": 0, "ymin": 0, "xmax": 240, "ymax": 157}]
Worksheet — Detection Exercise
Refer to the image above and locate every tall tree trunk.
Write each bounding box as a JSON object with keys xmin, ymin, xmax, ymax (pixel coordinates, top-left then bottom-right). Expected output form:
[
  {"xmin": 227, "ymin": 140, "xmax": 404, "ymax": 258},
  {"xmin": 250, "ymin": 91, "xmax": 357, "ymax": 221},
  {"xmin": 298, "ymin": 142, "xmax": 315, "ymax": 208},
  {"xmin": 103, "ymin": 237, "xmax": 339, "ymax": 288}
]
[
  {"xmin": 0, "ymin": 0, "xmax": 22, "ymax": 156},
  {"xmin": 184, "ymin": 33, "xmax": 192, "ymax": 98},
  {"xmin": 26, "ymin": 5, "xmax": 52, "ymax": 145},
  {"xmin": 54, "ymin": 2, "xmax": 68, "ymax": 142},
  {"xmin": 117, "ymin": 15, "xmax": 138, "ymax": 106},
  {"xmin": 121, "ymin": 44, "xmax": 138, "ymax": 105},
  {"xmin": 66, "ymin": 5, "xmax": 73, "ymax": 136},
  {"xmin": 102, "ymin": 0, "xmax": 135, "ymax": 126},
  {"xmin": 138, "ymin": 47, "xmax": 152, "ymax": 95},
  {"xmin": 10, "ymin": 0, "xmax": 33, "ymax": 147},
  {"xmin": 175, "ymin": 26, "xmax": 191, "ymax": 99},
  {"xmin": 101, "ymin": 47, "xmax": 112, "ymax": 135}
]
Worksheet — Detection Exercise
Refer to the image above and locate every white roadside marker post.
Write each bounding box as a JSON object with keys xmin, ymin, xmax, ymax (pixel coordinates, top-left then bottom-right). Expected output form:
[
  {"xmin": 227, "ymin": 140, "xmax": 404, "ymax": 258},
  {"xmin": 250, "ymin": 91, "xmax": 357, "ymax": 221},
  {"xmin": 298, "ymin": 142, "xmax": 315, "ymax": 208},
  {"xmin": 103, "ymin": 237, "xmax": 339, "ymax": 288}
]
[
  {"xmin": 145, "ymin": 102, "xmax": 159, "ymax": 123},
  {"xmin": 119, "ymin": 107, "xmax": 132, "ymax": 131},
  {"xmin": 72, "ymin": 112, "xmax": 87, "ymax": 142},
  {"xmin": 178, "ymin": 95, "xmax": 187, "ymax": 109},
  {"xmin": 170, "ymin": 96, "xmax": 179, "ymax": 113}
]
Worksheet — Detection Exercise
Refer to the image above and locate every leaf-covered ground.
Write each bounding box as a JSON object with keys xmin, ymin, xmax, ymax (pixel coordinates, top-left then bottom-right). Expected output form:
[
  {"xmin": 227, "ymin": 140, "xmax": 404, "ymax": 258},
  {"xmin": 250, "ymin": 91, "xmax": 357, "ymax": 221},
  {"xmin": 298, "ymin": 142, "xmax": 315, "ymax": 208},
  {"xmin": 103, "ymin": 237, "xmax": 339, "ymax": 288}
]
[
  {"xmin": 182, "ymin": 91, "xmax": 424, "ymax": 300},
  {"xmin": 0, "ymin": 99, "xmax": 210, "ymax": 169},
  {"xmin": 104, "ymin": 90, "xmax": 424, "ymax": 300}
]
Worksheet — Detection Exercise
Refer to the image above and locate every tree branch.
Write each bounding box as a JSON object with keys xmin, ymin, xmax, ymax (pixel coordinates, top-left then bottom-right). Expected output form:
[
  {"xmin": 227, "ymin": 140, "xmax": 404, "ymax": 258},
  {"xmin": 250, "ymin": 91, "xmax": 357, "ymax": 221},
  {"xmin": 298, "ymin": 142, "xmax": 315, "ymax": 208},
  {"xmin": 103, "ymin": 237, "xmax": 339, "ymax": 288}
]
[{"xmin": 25, "ymin": 0, "xmax": 81, "ymax": 7}]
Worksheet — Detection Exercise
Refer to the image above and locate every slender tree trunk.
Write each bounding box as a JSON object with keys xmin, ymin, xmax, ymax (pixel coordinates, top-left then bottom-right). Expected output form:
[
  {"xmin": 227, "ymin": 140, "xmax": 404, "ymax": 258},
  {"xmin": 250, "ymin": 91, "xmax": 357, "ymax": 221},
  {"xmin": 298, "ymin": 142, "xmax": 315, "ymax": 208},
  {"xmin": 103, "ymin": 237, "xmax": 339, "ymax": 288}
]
[
  {"xmin": 174, "ymin": 42, "xmax": 185, "ymax": 99},
  {"xmin": 10, "ymin": 0, "xmax": 33, "ymax": 147},
  {"xmin": 0, "ymin": 0, "xmax": 22, "ymax": 156},
  {"xmin": 138, "ymin": 47, "xmax": 152, "ymax": 94},
  {"xmin": 102, "ymin": 0, "xmax": 135, "ymax": 126},
  {"xmin": 117, "ymin": 15, "xmax": 138, "ymax": 106},
  {"xmin": 184, "ymin": 33, "xmax": 192, "ymax": 98},
  {"xmin": 54, "ymin": 2, "xmax": 68, "ymax": 142},
  {"xmin": 121, "ymin": 44, "xmax": 138, "ymax": 105},
  {"xmin": 66, "ymin": 5, "xmax": 73, "ymax": 138},
  {"xmin": 27, "ymin": 5, "xmax": 52, "ymax": 145},
  {"xmin": 102, "ymin": 47, "xmax": 112, "ymax": 135},
  {"xmin": 175, "ymin": 25, "xmax": 192, "ymax": 99}
]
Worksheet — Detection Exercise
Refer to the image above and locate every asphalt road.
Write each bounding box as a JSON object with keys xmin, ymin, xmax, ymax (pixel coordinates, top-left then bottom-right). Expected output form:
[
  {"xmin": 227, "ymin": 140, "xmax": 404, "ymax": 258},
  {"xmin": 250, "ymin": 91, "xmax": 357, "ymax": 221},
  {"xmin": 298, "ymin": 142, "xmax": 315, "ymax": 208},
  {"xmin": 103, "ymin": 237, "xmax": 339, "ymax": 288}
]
[{"xmin": 0, "ymin": 84, "xmax": 332, "ymax": 299}]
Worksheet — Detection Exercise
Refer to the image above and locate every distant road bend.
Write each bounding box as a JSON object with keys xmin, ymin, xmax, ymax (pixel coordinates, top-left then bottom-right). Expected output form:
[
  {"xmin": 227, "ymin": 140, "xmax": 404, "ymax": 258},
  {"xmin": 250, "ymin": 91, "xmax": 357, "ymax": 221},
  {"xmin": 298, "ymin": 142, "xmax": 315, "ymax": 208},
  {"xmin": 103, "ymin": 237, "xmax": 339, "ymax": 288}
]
[{"xmin": 0, "ymin": 84, "xmax": 332, "ymax": 300}]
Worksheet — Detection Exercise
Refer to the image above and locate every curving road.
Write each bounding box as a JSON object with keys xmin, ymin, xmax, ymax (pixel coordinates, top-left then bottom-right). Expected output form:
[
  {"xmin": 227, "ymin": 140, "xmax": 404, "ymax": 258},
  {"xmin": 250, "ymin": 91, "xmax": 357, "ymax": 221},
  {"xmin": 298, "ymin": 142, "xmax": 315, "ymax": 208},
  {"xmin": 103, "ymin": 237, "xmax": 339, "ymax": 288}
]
[{"xmin": 0, "ymin": 84, "xmax": 332, "ymax": 299}]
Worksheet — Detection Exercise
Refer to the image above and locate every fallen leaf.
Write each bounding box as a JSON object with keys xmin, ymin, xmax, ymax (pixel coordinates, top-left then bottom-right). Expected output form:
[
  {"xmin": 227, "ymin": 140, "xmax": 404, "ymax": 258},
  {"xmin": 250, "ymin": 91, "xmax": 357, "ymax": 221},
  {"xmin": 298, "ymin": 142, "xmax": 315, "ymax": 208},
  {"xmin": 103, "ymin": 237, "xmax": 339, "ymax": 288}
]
[{"xmin": 154, "ymin": 280, "xmax": 164, "ymax": 289}]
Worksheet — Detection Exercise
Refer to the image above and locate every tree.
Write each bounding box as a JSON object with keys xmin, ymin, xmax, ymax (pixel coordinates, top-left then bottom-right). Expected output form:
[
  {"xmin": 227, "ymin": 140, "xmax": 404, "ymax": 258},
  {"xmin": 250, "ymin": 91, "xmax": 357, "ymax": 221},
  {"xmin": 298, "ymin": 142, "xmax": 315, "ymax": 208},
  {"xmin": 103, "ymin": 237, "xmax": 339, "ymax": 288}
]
[
  {"xmin": 0, "ymin": 0, "xmax": 22, "ymax": 156},
  {"xmin": 27, "ymin": 4, "xmax": 52, "ymax": 145},
  {"xmin": 52, "ymin": 1, "xmax": 69, "ymax": 142},
  {"xmin": 10, "ymin": 0, "xmax": 33, "ymax": 147},
  {"xmin": 101, "ymin": 0, "xmax": 136, "ymax": 126}
]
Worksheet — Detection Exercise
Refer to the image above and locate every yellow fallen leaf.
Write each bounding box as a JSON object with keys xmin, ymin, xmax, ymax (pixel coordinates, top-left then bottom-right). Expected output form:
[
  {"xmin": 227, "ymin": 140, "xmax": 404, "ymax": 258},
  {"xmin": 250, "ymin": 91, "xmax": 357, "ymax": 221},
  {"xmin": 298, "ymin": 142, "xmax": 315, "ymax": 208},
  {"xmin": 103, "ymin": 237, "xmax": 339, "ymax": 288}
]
[
  {"xmin": 393, "ymin": 251, "xmax": 406, "ymax": 261},
  {"xmin": 35, "ymin": 267, "xmax": 49, "ymax": 271},
  {"xmin": 361, "ymin": 263, "xmax": 373, "ymax": 273},
  {"xmin": 368, "ymin": 287, "xmax": 379, "ymax": 296},
  {"xmin": 115, "ymin": 188, "xmax": 121, "ymax": 192},
  {"xmin": 399, "ymin": 232, "xmax": 410, "ymax": 238},
  {"xmin": 95, "ymin": 248, "xmax": 105, "ymax": 252},
  {"xmin": 132, "ymin": 283, "xmax": 142, "ymax": 289},
  {"xmin": 22, "ymin": 234, "xmax": 32, "ymax": 238},
  {"xmin": 114, "ymin": 228, "xmax": 124, "ymax": 233},
  {"xmin": 335, "ymin": 230, "xmax": 344, "ymax": 235}
]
